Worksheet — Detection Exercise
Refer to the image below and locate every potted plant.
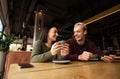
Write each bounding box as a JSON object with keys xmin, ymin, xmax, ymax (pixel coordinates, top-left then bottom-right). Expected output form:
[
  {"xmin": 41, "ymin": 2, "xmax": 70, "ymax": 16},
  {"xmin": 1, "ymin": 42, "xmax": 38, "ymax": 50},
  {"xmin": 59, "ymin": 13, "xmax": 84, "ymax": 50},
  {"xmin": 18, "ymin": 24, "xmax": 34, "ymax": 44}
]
[
  {"xmin": 0, "ymin": 31, "xmax": 15, "ymax": 52},
  {"xmin": 0, "ymin": 31, "xmax": 16, "ymax": 78}
]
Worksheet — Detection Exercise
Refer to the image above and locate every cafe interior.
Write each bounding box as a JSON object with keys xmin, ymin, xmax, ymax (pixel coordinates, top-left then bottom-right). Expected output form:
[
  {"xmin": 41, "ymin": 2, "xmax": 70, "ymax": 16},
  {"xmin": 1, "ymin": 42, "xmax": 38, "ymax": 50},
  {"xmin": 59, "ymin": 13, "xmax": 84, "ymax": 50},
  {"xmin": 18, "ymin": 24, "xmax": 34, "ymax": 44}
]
[{"xmin": 0, "ymin": 0, "xmax": 120, "ymax": 79}]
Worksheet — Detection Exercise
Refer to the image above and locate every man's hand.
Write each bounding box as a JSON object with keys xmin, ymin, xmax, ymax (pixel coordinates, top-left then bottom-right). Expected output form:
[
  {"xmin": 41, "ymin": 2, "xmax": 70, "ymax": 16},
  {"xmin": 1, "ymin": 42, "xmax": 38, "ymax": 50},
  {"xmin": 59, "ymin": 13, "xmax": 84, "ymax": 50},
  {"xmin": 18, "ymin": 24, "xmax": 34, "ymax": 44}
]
[
  {"xmin": 101, "ymin": 55, "xmax": 115, "ymax": 63},
  {"xmin": 78, "ymin": 51, "xmax": 93, "ymax": 61},
  {"xmin": 60, "ymin": 43, "xmax": 69, "ymax": 56}
]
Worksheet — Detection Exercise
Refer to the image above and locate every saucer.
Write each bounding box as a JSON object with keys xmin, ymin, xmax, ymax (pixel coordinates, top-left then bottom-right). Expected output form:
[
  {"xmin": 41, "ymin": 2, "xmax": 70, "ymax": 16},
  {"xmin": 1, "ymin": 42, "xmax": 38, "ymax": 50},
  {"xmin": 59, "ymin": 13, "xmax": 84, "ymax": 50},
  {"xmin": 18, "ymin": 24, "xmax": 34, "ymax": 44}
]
[
  {"xmin": 114, "ymin": 56, "xmax": 120, "ymax": 60},
  {"xmin": 52, "ymin": 60, "xmax": 71, "ymax": 64}
]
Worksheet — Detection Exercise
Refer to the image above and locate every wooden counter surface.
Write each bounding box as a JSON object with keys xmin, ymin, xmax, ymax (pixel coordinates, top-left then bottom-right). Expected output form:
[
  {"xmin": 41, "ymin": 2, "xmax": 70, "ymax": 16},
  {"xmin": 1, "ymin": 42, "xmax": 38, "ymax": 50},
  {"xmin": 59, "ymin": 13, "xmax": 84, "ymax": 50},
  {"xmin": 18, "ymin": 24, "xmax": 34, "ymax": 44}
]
[{"xmin": 8, "ymin": 61, "xmax": 120, "ymax": 79}]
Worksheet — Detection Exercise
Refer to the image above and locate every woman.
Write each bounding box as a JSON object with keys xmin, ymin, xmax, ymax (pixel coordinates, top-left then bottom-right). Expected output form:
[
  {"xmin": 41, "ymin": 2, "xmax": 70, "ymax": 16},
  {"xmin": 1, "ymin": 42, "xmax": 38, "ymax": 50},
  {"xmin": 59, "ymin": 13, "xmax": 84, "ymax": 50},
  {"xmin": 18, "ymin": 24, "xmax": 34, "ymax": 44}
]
[{"xmin": 31, "ymin": 25, "xmax": 69, "ymax": 62}]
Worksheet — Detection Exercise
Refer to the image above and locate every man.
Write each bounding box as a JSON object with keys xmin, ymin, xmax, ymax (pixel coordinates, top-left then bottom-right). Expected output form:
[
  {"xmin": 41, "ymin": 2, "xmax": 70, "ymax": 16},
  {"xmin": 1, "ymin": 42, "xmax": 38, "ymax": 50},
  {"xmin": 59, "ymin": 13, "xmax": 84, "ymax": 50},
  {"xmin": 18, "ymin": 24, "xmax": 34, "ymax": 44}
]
[{"xmin": 66, "ymin": 22, "xmax": 114, "ymax": 62}]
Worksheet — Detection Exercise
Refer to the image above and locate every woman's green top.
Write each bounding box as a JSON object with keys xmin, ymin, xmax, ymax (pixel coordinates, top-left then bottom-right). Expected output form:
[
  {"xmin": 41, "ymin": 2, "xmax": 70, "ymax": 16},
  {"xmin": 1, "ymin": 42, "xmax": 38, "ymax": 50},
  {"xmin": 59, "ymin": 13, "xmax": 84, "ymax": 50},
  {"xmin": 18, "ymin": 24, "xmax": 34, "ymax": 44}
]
[{"xmin": 31, "ymin": 40, "xmax": 63, "ymax": 63}]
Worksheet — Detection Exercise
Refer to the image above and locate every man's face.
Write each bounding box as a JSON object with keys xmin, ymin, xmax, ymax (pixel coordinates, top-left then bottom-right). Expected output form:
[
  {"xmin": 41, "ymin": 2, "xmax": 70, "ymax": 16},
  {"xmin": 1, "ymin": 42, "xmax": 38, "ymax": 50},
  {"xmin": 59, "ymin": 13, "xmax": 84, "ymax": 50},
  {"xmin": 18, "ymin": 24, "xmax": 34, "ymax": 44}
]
[{"xmin": 73, "ymin": 25, "xmax": 87, "ymax": 41}]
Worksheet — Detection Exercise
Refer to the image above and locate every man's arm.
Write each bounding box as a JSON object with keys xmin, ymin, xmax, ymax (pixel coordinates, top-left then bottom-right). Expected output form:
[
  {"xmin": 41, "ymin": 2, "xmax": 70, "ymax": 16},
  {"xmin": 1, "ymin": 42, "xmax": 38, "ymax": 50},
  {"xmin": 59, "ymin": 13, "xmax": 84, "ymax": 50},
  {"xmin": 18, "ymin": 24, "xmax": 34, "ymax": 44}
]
[{"xmin": 66, "ymin": 53, "xmax": 79, "ymax": 60}]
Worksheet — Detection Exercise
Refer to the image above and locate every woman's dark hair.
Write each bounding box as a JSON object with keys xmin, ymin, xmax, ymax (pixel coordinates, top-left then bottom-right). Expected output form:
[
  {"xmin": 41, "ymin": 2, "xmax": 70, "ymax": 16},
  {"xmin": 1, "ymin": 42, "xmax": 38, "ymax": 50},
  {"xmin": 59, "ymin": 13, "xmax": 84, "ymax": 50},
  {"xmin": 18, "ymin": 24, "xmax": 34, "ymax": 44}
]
[{"xmin": 39, "ymin": 24, "xmax": 57, "ymax": 43}]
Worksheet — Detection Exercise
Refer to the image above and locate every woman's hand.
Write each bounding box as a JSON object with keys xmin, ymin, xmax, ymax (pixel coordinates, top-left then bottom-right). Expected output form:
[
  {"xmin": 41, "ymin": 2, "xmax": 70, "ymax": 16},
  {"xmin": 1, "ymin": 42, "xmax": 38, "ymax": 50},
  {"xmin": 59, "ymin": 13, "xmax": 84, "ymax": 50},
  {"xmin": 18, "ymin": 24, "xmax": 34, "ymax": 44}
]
[{"xmin": 50, "ymin": 42, "xmax": 61, "ymax": 55}]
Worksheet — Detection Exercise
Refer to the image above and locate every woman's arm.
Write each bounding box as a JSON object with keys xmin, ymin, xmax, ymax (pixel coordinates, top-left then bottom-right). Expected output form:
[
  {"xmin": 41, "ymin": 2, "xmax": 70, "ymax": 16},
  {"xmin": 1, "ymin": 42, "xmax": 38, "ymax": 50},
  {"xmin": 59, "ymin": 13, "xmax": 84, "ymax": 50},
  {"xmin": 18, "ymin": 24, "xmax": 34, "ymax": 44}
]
[{"xmin": 31, "ymin": 40, "xmax": 54, "ymax": 62}]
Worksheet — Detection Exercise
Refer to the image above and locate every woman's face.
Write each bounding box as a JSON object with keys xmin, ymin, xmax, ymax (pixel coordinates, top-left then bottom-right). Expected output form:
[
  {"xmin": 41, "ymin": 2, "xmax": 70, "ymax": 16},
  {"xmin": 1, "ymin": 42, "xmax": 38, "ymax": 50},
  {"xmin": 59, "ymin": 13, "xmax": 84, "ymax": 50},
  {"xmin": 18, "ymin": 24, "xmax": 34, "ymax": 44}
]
[{"xmin": 47, "ymin": 27, "xmax": 58, "ymax": 42}]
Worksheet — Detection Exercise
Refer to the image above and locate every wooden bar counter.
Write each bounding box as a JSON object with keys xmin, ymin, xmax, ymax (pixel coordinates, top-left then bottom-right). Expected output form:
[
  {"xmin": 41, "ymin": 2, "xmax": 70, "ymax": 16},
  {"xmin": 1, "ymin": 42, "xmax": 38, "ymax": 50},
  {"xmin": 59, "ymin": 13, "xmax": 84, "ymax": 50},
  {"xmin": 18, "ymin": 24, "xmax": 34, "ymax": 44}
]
[
  {"xmin": 4, "ymin": 51, "xmax": 31, "ymax": 79},
  {"xmin": 7, "ymin": 61, "xmax": 120, "ymax": 79}
]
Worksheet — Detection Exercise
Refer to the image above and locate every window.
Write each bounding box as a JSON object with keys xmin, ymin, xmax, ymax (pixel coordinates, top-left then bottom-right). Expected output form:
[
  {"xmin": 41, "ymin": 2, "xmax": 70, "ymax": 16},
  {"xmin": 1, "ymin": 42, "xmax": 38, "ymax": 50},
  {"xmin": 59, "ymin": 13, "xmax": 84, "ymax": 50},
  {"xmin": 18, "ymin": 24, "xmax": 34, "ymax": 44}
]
[
  {"xmin": 0, "ymin": 18, "xmax": 3, "ymax": 31},
  {"xmin": 0, "ymin": 18, "xmax": 3, "ymax": 38}
]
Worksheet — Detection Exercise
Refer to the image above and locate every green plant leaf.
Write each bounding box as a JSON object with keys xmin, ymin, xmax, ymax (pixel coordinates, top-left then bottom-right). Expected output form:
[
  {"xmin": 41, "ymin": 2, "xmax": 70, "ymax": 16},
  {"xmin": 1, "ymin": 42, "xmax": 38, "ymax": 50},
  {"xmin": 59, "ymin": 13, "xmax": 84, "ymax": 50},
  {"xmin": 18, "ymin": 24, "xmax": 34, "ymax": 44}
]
[{"xmin": 0, "ymin": 31, "xmax": 16, "ymax": 52}]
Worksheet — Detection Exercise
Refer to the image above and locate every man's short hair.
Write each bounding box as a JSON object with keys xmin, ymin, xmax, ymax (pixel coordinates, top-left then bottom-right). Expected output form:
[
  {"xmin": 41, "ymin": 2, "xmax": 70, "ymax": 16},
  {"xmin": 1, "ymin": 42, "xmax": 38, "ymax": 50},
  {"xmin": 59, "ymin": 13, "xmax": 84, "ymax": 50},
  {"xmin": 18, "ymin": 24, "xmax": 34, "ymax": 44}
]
[{"xmin": 74, "ymin": 22, "xmax": 87, "ymax": 31}]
